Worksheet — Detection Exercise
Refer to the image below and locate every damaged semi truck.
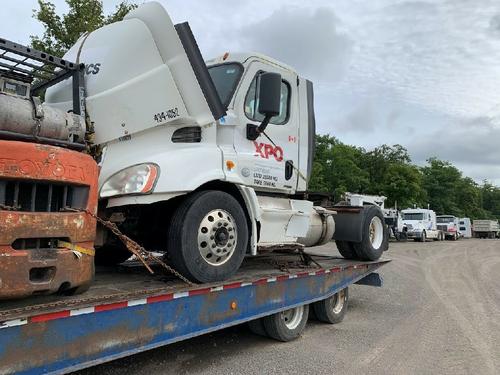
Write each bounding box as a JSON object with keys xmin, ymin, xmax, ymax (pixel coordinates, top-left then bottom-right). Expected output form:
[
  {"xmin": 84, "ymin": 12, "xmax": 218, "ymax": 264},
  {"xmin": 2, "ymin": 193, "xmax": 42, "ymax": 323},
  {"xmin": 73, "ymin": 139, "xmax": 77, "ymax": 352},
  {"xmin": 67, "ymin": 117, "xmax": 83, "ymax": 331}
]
[{"xmin": 43, "ymin": 1, "xmax": 389, "ymax": 283}]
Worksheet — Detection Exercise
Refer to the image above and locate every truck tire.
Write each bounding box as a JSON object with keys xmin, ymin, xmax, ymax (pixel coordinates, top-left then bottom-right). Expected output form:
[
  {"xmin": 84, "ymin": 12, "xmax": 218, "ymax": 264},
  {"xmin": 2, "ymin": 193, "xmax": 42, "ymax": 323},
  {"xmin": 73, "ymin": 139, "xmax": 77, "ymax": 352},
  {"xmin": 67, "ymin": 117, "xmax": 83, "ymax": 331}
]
[
  {"xmin": 167, "ymin": 190, "xmax": 248, "ymax": 283},
  {"xmin": 262, "ymin": 304, "xmax": 309, "ymax": 342},
  {"xmin": 353, "ymin": 206, "xmax": 388, "ymax": 261},
  {"xmin": 420, "ymin": 231, "xmax": 427, "ymax": 242},
  {"xmin": 94, "ymin": 242, "xmax": 132, "ymax": 266},
  {"xmin": 313, "ymin": 288, "xmax": 348, "ymax": 324},
  {"xmin": 335, "ymin": 241, "xmax": 357, "ymax": 259},
  {"xmin": 248, "ymin": 318, "xmax": 268, "ymax": 337}
]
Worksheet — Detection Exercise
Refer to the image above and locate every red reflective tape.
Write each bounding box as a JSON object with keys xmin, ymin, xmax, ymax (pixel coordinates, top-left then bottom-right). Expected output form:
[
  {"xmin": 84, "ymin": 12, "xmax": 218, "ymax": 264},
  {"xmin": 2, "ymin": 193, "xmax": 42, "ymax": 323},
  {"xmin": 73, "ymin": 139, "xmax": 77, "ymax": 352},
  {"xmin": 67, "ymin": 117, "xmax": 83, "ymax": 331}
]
[
  {"xmin": 94, "ymin": 301, "xmax": 128, "ymax": 312},
  {"xmin": 315, "ymin": 269, "xmax": 326, "ymax": 275},
  {"xmin": 31, "ymin": 310, "xmax": 70, "ymax": 323},
  {"xmin": 188, "ymin": 287, "xmax": 212, "ymax": 296},
  {"xmin": 297, "ymin": 272, "xmax": 310, "ymax": 278},
  {"xmin": 146, "ymin": 293, "xmax": 174, "ymax": 304},
  {"xmin": 223, "ymin": 282, "xmax": 242, "ymax": 290},
  {"xmin": 277, "ymin": 275, "xmax": 289, "ymax": 281},
  {"xmin": 253, "ymin": 278, "xmax": 269, "ymax": 285},
  {"xmin": 330, "ymin": 267, "xmax": 342, "ymax": 273}
]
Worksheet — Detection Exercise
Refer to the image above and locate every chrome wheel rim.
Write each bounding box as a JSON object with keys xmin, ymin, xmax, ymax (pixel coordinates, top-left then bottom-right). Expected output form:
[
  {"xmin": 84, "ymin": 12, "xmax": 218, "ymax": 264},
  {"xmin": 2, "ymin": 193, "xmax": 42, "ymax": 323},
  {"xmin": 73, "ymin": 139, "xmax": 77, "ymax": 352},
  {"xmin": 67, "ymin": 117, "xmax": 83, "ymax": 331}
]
[
  {"xmin": 197, "ymin": 209, "xmax": 237, "ymax": 266},
  {"xmin": 332, "ymin": 289, "xmax": 346, "ymax": 314},
  {"xmin": 369, "ymin": 216, "xmax": 384, "ymax": 249},
  {"xmin": 281, "ymin": 306, "xmax": 304, "ymax": 330}
]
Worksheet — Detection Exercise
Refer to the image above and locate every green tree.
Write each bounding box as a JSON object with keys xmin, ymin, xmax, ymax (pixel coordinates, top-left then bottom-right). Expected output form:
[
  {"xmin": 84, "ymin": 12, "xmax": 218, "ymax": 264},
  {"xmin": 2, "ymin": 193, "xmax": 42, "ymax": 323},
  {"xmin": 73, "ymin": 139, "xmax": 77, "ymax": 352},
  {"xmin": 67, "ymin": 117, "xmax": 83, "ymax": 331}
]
[{"xmin": 31, "ymin": 0, "xmax": 137, "ymax": 57}]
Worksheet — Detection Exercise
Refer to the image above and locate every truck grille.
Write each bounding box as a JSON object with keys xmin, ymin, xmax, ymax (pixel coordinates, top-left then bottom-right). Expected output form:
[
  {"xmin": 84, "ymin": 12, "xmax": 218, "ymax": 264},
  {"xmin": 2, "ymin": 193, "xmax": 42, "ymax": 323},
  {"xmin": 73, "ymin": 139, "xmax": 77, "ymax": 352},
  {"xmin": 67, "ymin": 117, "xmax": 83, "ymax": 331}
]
[{"xmin": 0, "ymin": 180, "xmax": 88, "ymax": 212}]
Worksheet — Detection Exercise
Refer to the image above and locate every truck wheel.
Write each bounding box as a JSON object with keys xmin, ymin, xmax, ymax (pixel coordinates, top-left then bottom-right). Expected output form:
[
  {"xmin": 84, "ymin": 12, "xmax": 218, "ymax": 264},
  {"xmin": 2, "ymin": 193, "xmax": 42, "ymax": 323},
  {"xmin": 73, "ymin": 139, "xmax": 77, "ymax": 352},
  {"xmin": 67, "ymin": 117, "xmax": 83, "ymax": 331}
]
[
  {"xmin": 262, "ymin": 304, "xmax": 309, "ymax": 342},
  {"xmin": 421, "ymin": 231, "xmax": 427, "ymax": 242},
  {"xmin": 313, "ymin": 287, "xmax": 348, "ymax": 324},
  {"xmin": 353, "ymin": 206, "xmax": 388, "ymax": 261},
  {"xmin": 94, "ymin": 243, "xmax": 132, "ymax": 266},
  {"xmin": 248, "ymin": 318, "xmax": 268, "ymax": 337},
  {"xmin": 167, "ymin": 190, "xmax": 248, "ymax": 283},
  {"xmin": 335, "ymin": 241, "xmax": 357, "ymax": 259}
]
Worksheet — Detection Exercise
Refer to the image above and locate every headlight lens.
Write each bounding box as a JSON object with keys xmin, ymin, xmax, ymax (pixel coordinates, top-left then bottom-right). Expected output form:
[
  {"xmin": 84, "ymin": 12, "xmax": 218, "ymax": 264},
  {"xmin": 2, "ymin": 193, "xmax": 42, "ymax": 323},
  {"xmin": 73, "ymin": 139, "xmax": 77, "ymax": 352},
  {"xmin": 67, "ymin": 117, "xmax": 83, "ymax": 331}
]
[{"xmin": 100, "ymin": 164, "xmax": 159, "ymax": 198}]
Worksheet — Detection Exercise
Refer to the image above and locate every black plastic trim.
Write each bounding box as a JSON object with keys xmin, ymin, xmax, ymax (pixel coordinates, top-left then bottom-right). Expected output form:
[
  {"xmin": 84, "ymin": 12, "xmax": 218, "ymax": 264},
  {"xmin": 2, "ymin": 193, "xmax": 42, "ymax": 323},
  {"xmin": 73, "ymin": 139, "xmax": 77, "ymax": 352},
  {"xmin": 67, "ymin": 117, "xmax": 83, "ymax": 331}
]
[
  {"xmin": 306, "ymin": 80, "xmax": 316, "ymax": 181},
  {"xmin": 174, "ymin": 22, "xmax": 226, "ymax": 120}
]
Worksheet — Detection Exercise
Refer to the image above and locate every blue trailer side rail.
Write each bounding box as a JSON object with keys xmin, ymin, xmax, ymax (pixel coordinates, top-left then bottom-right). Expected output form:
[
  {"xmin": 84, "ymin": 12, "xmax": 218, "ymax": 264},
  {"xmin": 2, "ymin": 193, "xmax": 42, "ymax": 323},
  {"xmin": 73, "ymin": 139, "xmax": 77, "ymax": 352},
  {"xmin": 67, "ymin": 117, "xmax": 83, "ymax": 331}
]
[{"xmin": 0, "ymin": 255, "xmax": 389, "ymax": 374}]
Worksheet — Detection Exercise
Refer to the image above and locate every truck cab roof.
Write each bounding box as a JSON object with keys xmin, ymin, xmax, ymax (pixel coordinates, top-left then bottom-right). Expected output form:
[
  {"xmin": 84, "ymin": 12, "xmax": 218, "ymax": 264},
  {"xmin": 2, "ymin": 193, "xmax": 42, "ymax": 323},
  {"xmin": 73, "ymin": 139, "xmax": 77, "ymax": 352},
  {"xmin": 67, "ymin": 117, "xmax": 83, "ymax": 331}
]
[{"xmin": 206, "ymin": 52, "xmax": 298, "ymax": 76}]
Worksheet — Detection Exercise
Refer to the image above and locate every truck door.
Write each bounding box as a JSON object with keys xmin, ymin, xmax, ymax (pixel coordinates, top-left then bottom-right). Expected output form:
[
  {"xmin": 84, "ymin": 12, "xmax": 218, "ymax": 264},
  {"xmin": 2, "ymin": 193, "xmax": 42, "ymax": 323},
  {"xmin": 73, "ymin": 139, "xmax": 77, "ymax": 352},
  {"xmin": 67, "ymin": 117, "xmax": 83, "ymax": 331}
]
[{"xmin": 232, "ymin": 61, "xmax": 299, "ymax": 193}]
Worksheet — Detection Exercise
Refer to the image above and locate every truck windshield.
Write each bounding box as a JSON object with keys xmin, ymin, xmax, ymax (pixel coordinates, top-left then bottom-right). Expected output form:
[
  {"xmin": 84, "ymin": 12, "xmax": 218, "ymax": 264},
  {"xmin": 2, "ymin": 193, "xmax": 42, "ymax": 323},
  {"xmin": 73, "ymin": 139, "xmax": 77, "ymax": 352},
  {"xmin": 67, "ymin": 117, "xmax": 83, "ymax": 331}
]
[
  {"xmin": 402, "ymin": 213, "xmax": 424, "ymax": 220},
  {"xmin": 208, "ymin": 63, "xmax": 243, "ymax": 108},
  {"xmin": 437, "ymin": 217, "xmax": 454, "ymax": 223}
]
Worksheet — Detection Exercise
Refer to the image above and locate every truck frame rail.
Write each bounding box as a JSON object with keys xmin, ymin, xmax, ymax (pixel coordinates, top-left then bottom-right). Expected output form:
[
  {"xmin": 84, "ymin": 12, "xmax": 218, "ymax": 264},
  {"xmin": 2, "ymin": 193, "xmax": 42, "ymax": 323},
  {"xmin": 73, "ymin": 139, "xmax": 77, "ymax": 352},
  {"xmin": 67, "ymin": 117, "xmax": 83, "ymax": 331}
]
[{"xmin": 0, "ymin": 253, "xmax": 389, "ymax": 374}]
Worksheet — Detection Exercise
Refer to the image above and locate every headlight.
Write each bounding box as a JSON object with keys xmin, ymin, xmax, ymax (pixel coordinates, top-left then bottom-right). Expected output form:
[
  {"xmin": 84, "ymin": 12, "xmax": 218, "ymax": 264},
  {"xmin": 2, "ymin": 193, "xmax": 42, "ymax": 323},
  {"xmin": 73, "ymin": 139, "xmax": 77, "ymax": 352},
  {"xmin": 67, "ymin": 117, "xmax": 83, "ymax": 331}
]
[{"xmin": 100, "ymin": 164, "xmax": 159, "ymax": 198}]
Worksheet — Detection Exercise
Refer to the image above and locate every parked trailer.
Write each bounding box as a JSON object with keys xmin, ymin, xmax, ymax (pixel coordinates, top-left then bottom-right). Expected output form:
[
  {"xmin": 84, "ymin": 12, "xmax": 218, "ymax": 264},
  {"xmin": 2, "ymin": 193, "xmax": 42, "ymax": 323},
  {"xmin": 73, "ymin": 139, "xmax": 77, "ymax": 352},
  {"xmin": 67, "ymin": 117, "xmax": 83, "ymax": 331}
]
[{"xmin": 0, "ymin": 253, "xmax": 388, "ymax": 374}]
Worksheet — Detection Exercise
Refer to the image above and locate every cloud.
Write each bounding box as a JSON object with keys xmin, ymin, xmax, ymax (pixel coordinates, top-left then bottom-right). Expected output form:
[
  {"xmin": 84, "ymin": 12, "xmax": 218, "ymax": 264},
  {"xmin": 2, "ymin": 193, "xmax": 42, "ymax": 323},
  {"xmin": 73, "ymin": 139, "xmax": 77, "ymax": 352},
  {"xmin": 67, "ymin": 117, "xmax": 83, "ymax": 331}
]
[
  {"xmin": 407, "ymin": 115, "xmax": 500, "ymax": 183},
  {"xmin": 238, "ymin": 6, "xmax": 353, "ymax": 81}
]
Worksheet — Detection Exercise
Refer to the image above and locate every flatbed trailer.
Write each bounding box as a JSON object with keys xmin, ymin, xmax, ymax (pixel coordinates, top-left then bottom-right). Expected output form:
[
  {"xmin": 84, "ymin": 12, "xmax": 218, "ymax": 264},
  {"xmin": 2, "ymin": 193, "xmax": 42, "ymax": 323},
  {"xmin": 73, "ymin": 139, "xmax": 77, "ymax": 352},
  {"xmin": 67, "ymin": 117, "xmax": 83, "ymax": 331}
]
[{"xmin": 0, "ymin": 252, "xmax": 389, "ymax": 374}]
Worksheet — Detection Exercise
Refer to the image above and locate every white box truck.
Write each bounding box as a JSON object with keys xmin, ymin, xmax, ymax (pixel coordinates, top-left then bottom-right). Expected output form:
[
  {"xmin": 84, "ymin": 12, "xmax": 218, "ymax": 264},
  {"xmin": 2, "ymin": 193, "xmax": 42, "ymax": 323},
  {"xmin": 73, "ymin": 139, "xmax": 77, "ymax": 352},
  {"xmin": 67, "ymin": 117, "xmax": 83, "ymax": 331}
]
[
  {"xmin": 401, "ymin": 208, "xmax": 443, "ymax": 242},
  {"xmin": 458, "ymin": 218, "xmax": 472, "ymax": 238}
]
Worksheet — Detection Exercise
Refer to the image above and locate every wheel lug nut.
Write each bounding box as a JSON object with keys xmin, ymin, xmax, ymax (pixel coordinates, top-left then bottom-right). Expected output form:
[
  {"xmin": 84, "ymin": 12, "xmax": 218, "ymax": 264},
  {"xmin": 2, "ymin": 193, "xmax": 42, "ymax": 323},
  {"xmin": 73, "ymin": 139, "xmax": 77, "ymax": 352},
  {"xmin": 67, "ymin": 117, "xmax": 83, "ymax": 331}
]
[
  {"xmin": 218, "ymin": 222, "xmax": 222, "ymax": 227},
  {"xmin": 212, "ymin": 244, "xmax": 216, "ymax": 248},
  {"xmin": 223, "ymin": 222, "xmax": 228, "ymax": 227},
  {"xmin": 229, "ymin": 235, "xmax": 234, "ymax": 239},
  {"xmin": 210, "ymin": 236, "xmax": 214, "ymax": 240}
]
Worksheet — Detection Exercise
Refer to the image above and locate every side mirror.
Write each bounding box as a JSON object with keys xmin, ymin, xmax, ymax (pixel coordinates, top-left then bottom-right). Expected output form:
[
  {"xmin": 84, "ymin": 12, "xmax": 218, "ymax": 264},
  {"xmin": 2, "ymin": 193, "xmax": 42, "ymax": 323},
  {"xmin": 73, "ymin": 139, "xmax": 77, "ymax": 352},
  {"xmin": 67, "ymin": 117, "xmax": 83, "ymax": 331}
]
[
  {"xmin": 246, "ymin": 72, "xmax": 282, "ymax": 141},
  {"xmin": 258, "ymin": 72, "xmax": 282, "ymax": 117}
]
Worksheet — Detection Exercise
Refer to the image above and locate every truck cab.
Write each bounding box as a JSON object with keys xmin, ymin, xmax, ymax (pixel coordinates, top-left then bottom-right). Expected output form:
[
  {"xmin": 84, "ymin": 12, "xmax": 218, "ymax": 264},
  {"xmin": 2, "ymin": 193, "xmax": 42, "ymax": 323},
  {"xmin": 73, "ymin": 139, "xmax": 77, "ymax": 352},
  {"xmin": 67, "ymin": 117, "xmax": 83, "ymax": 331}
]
[
  {"xmin": 436, "ymin": 215, "xmax": 460, "ymax": 240},
  {"xmin": 401, "ymin": 208, "xmax": 442, "ymax": 242},
  {"xmin": 46, "ymin": 1, "xmax": 388, "ymax": 283}
]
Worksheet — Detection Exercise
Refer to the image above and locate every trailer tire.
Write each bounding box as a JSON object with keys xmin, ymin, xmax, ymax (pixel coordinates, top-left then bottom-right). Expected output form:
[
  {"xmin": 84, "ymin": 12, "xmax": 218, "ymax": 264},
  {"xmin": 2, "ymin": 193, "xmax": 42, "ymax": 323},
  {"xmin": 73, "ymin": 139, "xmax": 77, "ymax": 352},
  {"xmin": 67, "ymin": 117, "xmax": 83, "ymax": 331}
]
[
  {"xmin": 313, "ymin": 288, "xmax": 348, "ymax": 324},
  {"xmin": 353, "ymin": 206, "xmax": 388, "ymax": 261},
  {"xmin": 263, "ymin": 304, "xmax": 309, "ymax": 342},
  {"xmin": 248, "ymin": 318, "xmax": 268, "ymax": 337},
  {"xmin": 94, "ymin": 242, "xmax": 132, "ymax": 266},
  {"xmin": 167, "ymin": 190, "xmax": 248, "ymax": 283},
  {"xmin": 335, "ymin": 241, "xmax": 357, "ymax": 259}
]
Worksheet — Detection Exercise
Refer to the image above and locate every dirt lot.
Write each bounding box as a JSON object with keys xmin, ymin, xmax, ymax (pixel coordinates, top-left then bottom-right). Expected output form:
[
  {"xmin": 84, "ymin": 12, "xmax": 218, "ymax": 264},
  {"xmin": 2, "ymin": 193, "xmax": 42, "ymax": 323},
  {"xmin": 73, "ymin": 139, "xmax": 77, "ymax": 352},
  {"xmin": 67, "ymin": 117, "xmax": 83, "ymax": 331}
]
[{"xmin": 78, "ymin": 239, "xmax": 500, "ymax": 375}]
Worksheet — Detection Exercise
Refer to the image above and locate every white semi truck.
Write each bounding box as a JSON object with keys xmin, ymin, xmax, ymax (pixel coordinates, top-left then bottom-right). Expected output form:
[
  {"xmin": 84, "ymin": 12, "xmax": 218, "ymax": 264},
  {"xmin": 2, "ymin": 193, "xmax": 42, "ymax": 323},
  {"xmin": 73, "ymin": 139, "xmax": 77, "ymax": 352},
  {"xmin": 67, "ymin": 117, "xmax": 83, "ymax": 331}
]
[
  {"xmin": 45, "ymin": 2, "xmax": 388, "ymax": 283},
  {"xmin": 436, "ymin": 215, "xmax": 460, "ymax": 240},
  {"xmin": 401, "ymin": 208, "xmax": 443, "ymax": 242}
]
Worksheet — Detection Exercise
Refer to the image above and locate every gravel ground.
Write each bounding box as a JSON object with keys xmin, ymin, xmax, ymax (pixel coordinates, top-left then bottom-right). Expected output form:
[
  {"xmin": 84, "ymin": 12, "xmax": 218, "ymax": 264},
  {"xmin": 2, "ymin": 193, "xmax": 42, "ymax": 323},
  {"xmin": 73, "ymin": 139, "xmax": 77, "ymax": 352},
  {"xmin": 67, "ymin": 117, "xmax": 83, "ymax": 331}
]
[{"xmin": 77, "ymin": 239, "xmax": 500, "ymax": 375}]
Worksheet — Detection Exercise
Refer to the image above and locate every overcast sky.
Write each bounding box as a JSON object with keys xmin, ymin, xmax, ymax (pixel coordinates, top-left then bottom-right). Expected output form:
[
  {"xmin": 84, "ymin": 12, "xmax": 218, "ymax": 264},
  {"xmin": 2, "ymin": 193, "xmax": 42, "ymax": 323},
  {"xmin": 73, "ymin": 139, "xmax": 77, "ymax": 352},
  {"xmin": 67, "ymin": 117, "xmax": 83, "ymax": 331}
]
[{"xmin": 3, "ymin": 0, "xmax": 500, "ymax": 184}]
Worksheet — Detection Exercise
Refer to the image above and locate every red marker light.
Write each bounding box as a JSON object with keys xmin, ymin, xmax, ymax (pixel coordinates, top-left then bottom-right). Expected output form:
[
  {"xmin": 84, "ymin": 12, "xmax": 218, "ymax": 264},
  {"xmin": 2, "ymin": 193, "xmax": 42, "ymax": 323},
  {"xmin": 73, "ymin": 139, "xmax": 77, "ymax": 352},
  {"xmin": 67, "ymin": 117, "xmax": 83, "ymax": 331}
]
[{"xmin": 223, "ymin": 52, "xmax": 229, "ymax": 61}]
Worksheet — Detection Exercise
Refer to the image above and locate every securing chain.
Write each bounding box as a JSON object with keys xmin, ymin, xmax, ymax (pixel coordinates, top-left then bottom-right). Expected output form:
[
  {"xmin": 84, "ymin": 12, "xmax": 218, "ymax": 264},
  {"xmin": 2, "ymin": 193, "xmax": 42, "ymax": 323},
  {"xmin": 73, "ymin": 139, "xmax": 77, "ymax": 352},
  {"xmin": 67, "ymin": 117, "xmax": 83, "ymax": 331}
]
[{"xmin": 65, "ymin": 208, "xmax": 195, "ymax": 286}]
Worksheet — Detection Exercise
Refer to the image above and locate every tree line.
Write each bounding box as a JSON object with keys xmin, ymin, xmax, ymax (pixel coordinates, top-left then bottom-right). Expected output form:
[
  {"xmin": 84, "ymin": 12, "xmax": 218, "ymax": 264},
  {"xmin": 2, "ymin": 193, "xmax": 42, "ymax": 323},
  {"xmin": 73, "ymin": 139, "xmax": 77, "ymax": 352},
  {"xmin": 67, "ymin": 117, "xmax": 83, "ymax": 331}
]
[{"xmin": 309, "ymin": 134, "xmax": 500, "ymax": 220}]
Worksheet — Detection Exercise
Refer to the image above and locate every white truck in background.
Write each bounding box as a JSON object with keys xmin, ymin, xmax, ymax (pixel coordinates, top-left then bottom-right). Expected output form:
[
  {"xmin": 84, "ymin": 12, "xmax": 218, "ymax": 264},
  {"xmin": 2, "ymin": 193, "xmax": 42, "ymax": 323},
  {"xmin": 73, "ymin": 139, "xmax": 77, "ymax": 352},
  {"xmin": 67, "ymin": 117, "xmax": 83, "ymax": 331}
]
[
  {"xmin": 45, "ymin": 2, "xmax": 389, "ymax": 283},
  {"xmin": 401, "ymin": 208, "xmax": 443, "ymax": 242},
  {"xmin": 458, "ymin": 218, "xmax": 472, "ymax": 238},
  {"xmin": 436, "ymin": 215, "xmax": 460, "ymax": 240},
  {"xmin": 472, "ymin": 220, "xmax": 500, "ymax": 239}
]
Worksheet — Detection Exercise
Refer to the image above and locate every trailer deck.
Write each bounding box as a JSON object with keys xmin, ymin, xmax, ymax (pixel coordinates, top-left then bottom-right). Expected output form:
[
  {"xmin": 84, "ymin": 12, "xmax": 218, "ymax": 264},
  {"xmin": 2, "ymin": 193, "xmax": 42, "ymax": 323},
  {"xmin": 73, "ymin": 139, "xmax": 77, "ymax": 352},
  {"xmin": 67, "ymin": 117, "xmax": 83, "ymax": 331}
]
[{"xmin": 0, "ymin": 252, "xmax": 389, "ymax": 374}]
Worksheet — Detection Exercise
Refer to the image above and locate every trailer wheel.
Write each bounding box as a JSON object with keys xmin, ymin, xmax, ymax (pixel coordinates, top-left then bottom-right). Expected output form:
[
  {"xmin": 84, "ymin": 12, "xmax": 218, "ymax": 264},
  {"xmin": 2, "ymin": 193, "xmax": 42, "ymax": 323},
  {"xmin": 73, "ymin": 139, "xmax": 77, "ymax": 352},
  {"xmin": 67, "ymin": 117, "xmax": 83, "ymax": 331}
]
[
  {"xmin": 353, "ymin": 206, "xmax": 388, "ymax": 261},
  {"xmin": 167, "ymin": 190, "xmax": 248, "ymax": 283},
  {"xmin": 313, "ymin": 287, "xmax": 348, "ymax": 324},
  {"xmin": 262, "ymin": 304, "xmax": 309, "ymax": 342},
  {"xmin": 94, "ymin": 242, "xmax": 132, "ymax": 266},
  {"xmin": 335, "ymin": 241, "xmax": 357, "ymax": 259},
  {"xmin": 248, "ymin": 318, "xmax": 268, "ymax": 337}
]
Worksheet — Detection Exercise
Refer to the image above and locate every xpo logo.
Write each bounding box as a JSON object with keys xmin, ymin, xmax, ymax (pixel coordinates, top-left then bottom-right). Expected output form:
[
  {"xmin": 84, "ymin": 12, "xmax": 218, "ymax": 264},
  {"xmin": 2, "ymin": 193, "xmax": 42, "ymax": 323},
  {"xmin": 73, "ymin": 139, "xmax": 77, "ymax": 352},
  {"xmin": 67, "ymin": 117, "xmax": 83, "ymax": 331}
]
[{"xmin": 253, "ymin": 141, "xmax": 283, "ymax": 162}]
